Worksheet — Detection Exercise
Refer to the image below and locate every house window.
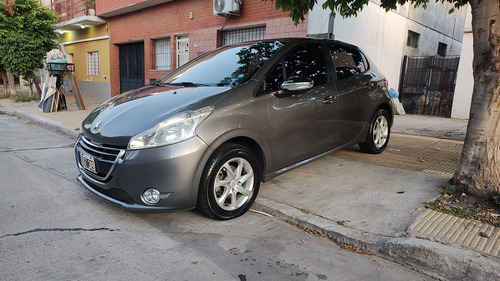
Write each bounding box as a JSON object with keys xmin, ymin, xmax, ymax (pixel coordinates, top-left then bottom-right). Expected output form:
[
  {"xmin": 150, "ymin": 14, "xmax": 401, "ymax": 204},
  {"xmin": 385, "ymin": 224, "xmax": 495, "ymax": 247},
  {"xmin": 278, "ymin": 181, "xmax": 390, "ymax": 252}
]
[
  {"xmin": 222, "ymin": 26, "xmax": 266, "ymax": 46},
  {"xmin": 153, "ymin": 38, "xmax": 171, "ymax": 70},
  {"xmin": 407, "ymin": 30, "xmax": 420, "ymax": 48},
  {"xmin": 437, "ymin": 42, "xmax": 447, "ymax": 56},
  {"xmin": 86, "ymin": 51, "xmax": 99, "ymax": 76}
]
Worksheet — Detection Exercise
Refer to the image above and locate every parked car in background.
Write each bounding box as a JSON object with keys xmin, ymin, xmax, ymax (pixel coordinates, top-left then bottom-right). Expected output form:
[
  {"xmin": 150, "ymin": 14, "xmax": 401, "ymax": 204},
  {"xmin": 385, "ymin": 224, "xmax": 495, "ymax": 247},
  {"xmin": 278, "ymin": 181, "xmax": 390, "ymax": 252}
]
[{"xmin": 75, "ymin": 38, "xmax": 393, "ymax": 219}]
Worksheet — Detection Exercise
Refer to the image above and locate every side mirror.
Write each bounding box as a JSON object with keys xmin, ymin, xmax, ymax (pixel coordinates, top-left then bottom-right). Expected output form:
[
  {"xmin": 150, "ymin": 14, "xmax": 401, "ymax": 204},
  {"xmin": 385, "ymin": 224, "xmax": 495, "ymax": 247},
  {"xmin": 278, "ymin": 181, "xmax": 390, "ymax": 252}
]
[{"xmin": 281, "ymin": 77, "xmax": 314, "ymax": 91}]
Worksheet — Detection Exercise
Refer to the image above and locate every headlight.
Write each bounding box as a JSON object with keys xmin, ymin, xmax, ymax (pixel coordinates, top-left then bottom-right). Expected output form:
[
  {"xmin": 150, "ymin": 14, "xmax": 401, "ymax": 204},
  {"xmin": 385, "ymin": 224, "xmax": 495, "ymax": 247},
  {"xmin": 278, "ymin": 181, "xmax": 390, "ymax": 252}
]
[{"xmin": 128, "ymin": 106, "xmax": 213, "ymax": 150}]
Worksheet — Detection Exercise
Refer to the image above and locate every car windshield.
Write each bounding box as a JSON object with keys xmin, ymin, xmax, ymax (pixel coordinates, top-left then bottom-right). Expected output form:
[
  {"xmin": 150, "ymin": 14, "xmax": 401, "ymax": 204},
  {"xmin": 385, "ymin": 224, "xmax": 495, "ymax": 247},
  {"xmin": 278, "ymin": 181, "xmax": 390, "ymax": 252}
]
[{"xmin": 160, "ymin": 41, "xmax": 286, "ymax": 87}]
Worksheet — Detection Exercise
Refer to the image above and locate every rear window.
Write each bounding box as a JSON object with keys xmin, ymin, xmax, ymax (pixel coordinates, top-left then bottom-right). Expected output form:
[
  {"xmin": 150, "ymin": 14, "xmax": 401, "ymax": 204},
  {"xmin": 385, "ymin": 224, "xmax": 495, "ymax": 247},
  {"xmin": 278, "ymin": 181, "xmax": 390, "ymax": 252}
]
[{"xmin": 329, "ymin": 44, "xmax": 367, "ymax": 80}]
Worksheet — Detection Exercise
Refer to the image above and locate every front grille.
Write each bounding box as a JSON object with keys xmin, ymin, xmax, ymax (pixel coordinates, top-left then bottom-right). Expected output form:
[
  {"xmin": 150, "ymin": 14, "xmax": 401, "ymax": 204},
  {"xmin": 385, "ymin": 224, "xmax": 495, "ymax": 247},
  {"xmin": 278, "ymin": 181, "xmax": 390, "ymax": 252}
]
[{"xmin": 76, "ymin": 135, "xmax": 126, "ymax": 182}]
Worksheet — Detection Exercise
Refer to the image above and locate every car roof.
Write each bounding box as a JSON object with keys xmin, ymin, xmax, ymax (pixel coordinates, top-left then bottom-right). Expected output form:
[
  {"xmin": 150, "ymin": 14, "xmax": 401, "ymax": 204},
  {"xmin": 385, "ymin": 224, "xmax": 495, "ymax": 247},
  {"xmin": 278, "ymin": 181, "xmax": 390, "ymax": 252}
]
[{"xmin": 231, "ymin": 37, "xmax": 359, "ymax": 50}]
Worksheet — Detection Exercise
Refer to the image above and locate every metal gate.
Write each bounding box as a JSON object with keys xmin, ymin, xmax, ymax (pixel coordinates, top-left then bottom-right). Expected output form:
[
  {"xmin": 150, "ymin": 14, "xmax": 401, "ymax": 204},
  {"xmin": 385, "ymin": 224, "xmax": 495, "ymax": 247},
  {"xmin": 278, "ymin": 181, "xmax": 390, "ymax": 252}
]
[{"xmin": 398, "ymin": 56, "xmax": 460, "ymax": 117}]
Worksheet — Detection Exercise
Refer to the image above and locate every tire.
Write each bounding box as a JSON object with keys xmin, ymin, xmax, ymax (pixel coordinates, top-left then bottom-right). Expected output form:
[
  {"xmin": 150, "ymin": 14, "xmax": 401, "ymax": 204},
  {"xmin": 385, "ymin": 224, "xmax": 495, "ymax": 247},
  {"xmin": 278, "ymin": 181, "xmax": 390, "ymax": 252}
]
[
  {"xmin": 197, "ymin": 143, "xmax": 261, "ymax": 220},
  {"xmin": 359, "ymin": 108, "xmax": 390, "ymax": 154}
]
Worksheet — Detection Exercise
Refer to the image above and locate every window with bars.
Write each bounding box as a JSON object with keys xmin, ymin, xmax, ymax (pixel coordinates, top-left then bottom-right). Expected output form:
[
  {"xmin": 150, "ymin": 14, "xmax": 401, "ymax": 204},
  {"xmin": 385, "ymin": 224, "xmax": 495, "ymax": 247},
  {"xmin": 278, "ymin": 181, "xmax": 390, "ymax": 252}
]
[
  {"xmin": 86, "ymin": 51, "xmax": 99, "ymax": 76},
  {"xmin": 437, "ymin": 42, "xmax": 447, "ymax": 56},
  {"xmin": 222, "ymin": 26, "xmax": 266, "ymax": 46},
  {"xmin": 152, "ymin": 38, "xmax": 171, "ymax": 70}
]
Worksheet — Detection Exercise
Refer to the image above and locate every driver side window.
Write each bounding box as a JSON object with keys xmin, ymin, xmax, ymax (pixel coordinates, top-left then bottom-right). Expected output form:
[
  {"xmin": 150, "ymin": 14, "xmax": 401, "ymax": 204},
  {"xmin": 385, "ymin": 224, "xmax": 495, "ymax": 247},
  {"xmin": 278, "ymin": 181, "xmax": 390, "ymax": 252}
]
[{"xmin": 266, "ymin": 44, "xmax": 328, "ymax": 93}]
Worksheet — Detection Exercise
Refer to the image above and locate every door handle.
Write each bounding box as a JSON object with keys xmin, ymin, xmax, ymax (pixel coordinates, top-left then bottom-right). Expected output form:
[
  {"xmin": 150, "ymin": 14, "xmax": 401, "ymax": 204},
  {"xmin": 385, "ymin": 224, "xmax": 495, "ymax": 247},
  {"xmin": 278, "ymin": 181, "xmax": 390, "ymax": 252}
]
[
  {"xmin": 365, "ymin": 82, "xmax": 375, "ymax": 90},
  {"xmin": 323, "ymin": 95, "xmax": 336, "ymax": 104}
]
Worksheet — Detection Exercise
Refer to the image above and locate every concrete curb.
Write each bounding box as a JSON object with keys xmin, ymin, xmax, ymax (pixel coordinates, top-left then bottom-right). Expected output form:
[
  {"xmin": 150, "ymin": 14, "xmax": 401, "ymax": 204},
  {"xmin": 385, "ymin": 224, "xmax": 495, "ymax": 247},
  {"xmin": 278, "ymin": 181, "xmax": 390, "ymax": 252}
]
[
  {"xmin": 252, "ymin": 197, "xmax": 500, "ymax": 281},
  {"xmin": 0, "ymin": 106, "xmax": 79, "ymax": 140}
]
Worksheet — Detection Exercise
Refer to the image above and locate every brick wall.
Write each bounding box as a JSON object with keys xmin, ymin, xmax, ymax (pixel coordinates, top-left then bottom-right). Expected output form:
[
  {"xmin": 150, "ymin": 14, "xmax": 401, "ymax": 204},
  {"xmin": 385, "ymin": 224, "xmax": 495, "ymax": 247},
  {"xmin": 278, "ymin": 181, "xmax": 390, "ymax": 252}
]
[
  {"xmin": 107, "ymin": 0, "xmax": 308, "ymax": 95},
  {"xmin": 97, "ymin": 0, "xmax": 155, "ymax": 15}
]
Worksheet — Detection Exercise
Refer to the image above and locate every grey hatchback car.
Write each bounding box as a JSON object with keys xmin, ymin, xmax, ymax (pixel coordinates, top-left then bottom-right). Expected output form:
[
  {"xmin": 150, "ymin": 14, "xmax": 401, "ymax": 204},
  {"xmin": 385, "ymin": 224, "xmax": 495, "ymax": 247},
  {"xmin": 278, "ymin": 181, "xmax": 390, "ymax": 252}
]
[{"xmin": 75, "ymin": 38, "xmax": 393, "ymax": 219}]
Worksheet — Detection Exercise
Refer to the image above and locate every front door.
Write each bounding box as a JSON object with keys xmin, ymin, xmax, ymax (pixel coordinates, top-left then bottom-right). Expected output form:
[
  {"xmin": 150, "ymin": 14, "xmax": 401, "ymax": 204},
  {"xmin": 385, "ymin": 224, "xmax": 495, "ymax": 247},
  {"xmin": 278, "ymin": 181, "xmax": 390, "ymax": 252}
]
[
  {"xmin": 176, "ymin": 36, "xmax": 189, "ymax": 68},
  {"xmin": 119, "ymin": 42, "xmax": 145, "ymax": 93},
  {"xmin": 265, "ymin": 43, "xmax": 338, "ymax": 170}
]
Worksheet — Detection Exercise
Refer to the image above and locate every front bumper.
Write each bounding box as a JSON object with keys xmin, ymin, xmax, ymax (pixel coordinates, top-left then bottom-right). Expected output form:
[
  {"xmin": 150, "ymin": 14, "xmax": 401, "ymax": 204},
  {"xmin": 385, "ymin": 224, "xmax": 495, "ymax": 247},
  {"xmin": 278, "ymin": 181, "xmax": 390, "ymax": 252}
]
[{"xmin": 75, "ymin": 134, "xmax": 209, "ymax": 211}]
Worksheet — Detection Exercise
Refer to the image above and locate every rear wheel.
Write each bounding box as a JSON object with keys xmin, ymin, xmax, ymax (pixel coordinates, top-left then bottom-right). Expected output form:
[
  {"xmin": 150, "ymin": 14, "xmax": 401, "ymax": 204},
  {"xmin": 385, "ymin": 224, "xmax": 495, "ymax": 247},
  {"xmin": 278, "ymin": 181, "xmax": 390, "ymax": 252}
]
[
  {"xmin": 197, "ymin": 143, "xmax": 261, "ymax": 220},
  {"xmin": 359, "ymin": 108, "xmax": 390, "ymax": 154}
]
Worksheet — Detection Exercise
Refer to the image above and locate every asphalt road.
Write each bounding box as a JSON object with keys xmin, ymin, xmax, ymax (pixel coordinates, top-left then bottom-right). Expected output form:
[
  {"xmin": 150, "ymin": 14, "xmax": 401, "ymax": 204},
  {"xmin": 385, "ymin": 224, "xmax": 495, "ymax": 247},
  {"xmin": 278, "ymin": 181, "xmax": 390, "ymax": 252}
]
[{"xmin": 0, "ymin": 113, "xmax": 433, "ymax": 281}]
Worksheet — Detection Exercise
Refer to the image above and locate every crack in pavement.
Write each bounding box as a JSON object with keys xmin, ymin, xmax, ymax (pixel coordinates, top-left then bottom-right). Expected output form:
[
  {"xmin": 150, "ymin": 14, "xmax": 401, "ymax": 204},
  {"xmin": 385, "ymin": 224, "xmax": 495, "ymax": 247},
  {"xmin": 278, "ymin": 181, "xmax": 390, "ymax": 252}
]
[
  {"xmin": 0, "ymin": 144, "xmax": 74, "ymax": 153},
  {"xmin": 0, "ymin": 146, "xmax": 78, "ymax": 182},
  {"xmin": 0, "ymin": 227, "xmax": 118, "ymax": 238}
]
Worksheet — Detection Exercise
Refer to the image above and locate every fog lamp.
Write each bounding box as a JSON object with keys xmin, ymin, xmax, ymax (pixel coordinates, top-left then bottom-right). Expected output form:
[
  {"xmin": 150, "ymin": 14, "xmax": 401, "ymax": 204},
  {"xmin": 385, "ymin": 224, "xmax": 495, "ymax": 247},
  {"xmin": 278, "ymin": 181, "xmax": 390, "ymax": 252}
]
[{"xmin": 142, "ymin": 188, "xmax": 160, "ymax": 205}]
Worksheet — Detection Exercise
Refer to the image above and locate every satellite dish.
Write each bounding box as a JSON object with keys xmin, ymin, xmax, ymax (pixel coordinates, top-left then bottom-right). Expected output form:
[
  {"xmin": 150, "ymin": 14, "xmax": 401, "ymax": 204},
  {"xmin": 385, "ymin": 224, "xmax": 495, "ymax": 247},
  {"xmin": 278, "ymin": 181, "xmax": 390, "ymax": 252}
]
[{"xmin": 214, "ymin": 0, "xmax": 224, "ymax": 13}]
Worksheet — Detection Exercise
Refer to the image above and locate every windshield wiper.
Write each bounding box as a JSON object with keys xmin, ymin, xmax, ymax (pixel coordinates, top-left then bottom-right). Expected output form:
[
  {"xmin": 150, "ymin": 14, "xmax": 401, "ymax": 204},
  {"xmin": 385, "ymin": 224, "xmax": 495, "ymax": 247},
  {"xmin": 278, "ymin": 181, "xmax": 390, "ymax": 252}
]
[{"xmin": 167, "ymin": 82, "xmax": 209, "ymax": 87}]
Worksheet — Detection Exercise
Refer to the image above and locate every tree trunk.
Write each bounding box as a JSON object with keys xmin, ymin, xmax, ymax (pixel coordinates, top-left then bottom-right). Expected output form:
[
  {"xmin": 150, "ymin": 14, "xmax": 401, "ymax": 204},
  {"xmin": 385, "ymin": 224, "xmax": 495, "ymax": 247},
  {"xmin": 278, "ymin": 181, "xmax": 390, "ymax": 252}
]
[
  {"xmin": 0, "ymin": 69, "xmax": 7, "ymax": 95},
  {"xmin": 27, "ymin": 77, "xmax": 33, "ymax": 96},
  {"xmin": 453, "ymin": 0, "xmax": 500, "ymax": 198},
  {"xmin": 34, "ymin": 80, "xmax": 42, "ymax": 98},
  {"xmin": 7, "ymin": 71, "xmax": 16, "ymax": 95}
]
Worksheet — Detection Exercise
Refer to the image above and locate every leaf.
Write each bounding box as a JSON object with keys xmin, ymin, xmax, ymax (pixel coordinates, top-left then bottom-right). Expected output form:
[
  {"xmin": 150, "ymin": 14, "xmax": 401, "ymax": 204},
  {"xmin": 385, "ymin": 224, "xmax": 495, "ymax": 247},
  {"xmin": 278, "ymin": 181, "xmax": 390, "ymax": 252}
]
[{"xmin": 479, "ymin": 232, "xmax": 489, "ymax": 238}]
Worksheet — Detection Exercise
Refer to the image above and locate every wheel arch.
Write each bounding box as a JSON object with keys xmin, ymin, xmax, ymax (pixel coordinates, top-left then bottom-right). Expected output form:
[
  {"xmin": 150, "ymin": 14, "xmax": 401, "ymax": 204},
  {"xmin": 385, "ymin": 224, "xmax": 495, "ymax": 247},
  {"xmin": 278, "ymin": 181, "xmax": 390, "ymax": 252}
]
[
  {"xmin": 194, "ymin": 136, "xmax": 266, "ymax": 219},
  {"xmin": 191, "ymin": 135, "xmax": 268, "ymax": 206},
  {"xmin": 213, "ymin": 136, "xmax": 267, "ymax": 181},
  {"xmin": 377, "ymin": 102, "xmax": 394, "ymax": 127}
]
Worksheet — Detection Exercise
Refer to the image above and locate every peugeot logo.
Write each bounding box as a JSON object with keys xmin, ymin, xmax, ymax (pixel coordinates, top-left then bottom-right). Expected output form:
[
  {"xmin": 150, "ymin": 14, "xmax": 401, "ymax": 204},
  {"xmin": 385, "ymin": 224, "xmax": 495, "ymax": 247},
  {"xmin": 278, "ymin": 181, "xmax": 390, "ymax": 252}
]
[{"xmin": 91, "ymin": 120, "xmax": 102, "ymax": 134}]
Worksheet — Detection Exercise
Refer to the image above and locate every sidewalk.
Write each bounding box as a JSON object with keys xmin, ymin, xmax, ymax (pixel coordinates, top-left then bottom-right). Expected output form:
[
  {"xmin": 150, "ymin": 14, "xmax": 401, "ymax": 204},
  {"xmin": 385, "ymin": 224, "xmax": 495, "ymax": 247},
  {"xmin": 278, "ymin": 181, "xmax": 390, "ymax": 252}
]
[{"xmin": 1, "ymin": 96, "xmax": 498, "ymax": 280}]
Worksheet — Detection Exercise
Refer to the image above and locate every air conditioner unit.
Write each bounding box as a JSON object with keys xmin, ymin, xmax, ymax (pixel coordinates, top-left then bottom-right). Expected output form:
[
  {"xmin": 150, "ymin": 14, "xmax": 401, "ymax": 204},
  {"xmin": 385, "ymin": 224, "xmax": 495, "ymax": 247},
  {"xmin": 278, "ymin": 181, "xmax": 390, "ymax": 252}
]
[{"xmin": 213, "ymin": 0, "xmax": 241, "ymax": 16}]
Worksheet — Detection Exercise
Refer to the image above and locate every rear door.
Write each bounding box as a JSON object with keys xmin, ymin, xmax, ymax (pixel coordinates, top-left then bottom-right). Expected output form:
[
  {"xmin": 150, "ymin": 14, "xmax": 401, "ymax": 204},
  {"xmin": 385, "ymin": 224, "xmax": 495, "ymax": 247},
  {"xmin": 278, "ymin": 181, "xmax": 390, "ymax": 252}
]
[
  {"xmin": 329, "ymin": 43, "xmax": 375, "ymax": 145},
  {"xmin": 265, "ymin": 42, "xmax": 338, "ymax": 170}
]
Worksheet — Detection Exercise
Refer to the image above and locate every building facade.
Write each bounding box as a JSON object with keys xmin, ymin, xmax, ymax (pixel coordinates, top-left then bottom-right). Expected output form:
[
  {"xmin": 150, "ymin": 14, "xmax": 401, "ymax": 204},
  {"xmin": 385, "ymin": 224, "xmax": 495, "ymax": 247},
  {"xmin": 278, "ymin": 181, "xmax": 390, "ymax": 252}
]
[
  {"xmin": 96, "ymin": 0, "xmax": 308, "ymax": 96},
  {"xmin": 452, "ymin": 5, "xmax": 473, "ymax": 119},
  {"xmin": 308, "ymin": 1, "xmax": 467, "ymax": 117},
  {"xmin": 51, "ymin": 0, "xmax": 110, "ymax": 99}
]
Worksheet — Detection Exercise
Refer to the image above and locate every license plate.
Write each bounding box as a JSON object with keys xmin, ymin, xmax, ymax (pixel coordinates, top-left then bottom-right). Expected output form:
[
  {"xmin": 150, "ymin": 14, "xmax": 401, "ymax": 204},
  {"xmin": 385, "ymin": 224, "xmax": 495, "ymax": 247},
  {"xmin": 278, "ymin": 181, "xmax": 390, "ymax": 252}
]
[{"xmin": 80, "ymin": 151, "xmax": 97, "ymax": 174}]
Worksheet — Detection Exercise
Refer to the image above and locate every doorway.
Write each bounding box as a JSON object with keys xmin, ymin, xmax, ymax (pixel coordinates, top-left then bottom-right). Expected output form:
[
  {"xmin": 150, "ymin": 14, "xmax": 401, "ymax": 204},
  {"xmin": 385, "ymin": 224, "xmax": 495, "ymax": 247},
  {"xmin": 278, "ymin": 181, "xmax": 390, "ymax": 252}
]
[{"xmin": 119, "ymin": 42, "xmax": 145, "ymax": 93}]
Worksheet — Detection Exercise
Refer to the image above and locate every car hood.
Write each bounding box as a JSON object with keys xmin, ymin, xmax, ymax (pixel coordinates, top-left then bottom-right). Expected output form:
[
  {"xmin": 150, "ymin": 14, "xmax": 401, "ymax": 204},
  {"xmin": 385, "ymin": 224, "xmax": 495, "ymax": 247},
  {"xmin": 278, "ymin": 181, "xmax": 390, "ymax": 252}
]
[{"xmin": 81, "ymin": 85, "xmax": 230, "ymax": 146}]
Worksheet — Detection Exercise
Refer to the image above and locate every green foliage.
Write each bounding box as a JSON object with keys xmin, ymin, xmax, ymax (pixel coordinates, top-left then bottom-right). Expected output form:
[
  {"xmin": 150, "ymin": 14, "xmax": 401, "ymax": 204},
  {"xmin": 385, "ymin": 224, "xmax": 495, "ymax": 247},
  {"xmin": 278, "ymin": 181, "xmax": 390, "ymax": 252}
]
[
  {"xmin": 14, "ymin": 94, "xmax": 39, "ymax": 102},
  {"xmin": 425, "ymin": 200, "xmax": 500, "ymax": 228},
  {"xmin": 264, "ymin": 0, "xmax": 470, "ymax": 24},
  {"xmin": 0, "ymin": 93, "xmax": 12, "ymax": 99},
  {"xmin": 443, "ymin": 184, "xmax": 456, "ymax": 196},
  {"xmin": 0, "ymin": 0, "xmax": 58, "ymax": 77},
  {"xmin": 493, "ymin": 196, "xmax": 500, "ymax": 205}
]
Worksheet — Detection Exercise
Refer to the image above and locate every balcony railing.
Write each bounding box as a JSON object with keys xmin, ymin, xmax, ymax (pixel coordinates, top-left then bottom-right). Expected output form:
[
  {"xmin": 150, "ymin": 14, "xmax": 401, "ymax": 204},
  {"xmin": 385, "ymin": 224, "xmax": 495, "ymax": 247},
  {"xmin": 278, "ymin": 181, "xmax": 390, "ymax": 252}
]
[{"xmin": 52, "ymin": 0, "xmax": 96, "ymax": 23}]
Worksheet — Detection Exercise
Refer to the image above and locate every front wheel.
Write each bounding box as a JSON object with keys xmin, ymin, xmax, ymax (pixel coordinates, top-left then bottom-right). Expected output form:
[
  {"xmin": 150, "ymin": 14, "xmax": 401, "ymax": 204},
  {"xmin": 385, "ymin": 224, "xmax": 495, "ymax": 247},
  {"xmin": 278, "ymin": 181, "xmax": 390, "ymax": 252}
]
[
  {"xmin": 197, "ymin": 143, "xmax": 261, "ymax": 220},
  {"xmin": 359, "ymin": 108, "xmax": 390, "ymax": 154}
]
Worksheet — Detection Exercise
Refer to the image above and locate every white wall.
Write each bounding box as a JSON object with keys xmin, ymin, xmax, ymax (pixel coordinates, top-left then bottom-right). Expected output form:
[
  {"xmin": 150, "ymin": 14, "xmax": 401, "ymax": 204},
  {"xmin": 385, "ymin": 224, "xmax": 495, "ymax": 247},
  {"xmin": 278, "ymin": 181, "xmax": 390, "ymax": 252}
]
[
  {"xmin": 451, "ymin": 5, "xmax": 473, "ymax": 119},
  {"xmin": 307, "ymin": 1, "xmax": 333, "ymax": 37},
  {"xmin": 331, "ymin": 3, "xmax": 407, "ymax": 91},
  {"xmin": 40, "ymin": 0, "xmax": 51, "ymax": 8}
]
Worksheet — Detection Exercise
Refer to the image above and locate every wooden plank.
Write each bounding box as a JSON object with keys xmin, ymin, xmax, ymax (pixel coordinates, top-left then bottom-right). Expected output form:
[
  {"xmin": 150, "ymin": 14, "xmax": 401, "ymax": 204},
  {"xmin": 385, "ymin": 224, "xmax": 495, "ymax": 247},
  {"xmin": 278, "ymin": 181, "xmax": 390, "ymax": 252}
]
[{"xmin": 59, "ymin": 44, "xmax": 86, "ymax": 110}]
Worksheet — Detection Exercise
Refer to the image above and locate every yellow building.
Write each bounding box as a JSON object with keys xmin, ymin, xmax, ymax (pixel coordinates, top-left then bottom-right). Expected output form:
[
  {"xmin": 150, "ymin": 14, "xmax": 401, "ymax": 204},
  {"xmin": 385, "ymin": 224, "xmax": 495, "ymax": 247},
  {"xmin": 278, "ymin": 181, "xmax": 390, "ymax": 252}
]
[{"xmin": 51, "ymin": 0, "xmax": 110, "ymax": 99}]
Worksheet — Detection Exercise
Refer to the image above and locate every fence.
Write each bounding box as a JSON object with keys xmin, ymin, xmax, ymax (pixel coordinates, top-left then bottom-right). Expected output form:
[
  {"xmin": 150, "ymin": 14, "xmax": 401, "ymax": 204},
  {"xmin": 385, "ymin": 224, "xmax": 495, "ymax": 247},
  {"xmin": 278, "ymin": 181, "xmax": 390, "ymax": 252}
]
[{"xmin": 398, "ymin": 55, "xmax": 460, "ymax": 117}]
